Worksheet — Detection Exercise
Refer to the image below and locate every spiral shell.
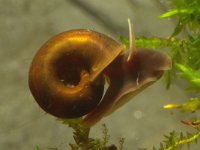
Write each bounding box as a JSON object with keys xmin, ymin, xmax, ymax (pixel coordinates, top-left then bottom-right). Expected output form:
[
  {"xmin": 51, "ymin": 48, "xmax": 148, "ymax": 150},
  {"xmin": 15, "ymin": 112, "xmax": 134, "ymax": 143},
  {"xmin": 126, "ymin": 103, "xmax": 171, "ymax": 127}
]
[{"xmin": 29, "ymin": 29, "xmax": 125, "ymax": 118}]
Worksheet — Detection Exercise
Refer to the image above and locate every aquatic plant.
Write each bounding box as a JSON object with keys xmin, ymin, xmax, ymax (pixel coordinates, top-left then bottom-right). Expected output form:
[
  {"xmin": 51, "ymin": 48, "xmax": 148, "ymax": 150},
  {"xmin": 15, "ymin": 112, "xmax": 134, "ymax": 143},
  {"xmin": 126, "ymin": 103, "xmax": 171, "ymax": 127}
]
[{"xmin": 35, "ymin": 0, "xmax": 200, "ymax": 149}]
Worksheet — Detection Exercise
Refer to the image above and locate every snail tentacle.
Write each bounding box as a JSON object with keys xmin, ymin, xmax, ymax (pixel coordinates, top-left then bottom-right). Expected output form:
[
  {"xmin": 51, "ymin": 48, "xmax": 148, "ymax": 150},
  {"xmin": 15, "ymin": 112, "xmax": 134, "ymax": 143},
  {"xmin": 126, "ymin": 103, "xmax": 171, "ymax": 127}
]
[{"xmin": 127, "ymin": 18, "xmax": 137, "ymax": 62}]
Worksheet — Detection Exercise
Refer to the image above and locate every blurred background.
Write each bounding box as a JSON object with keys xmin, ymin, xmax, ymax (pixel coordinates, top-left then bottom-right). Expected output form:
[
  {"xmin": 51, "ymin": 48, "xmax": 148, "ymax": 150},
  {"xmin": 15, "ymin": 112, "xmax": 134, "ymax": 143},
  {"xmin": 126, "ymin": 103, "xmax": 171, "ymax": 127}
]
[{"xmin": 0, "ymin": 0, "xmax": 198, "ymax": 149}]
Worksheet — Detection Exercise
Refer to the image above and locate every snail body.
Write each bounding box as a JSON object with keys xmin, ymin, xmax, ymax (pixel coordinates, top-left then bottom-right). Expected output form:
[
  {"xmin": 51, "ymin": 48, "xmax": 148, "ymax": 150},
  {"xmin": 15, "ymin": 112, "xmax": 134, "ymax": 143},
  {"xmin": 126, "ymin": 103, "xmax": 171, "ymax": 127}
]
[{"xmin": 29, "ymin": 21, "xmax": 171, "ymax": 126}]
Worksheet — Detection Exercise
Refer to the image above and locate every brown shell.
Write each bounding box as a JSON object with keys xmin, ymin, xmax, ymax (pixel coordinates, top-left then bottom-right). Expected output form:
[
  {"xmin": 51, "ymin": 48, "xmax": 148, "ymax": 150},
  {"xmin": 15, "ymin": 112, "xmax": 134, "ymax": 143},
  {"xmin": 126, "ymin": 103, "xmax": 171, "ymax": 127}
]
[{"xmin": 29, "ymin": 29, "xmax": 125, "ymax": 118}]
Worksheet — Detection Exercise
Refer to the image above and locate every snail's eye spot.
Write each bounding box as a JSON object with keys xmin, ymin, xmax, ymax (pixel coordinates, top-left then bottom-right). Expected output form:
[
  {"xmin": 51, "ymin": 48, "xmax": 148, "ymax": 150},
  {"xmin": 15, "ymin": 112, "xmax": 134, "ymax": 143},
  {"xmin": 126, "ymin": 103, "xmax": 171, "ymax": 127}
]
[{"xmin": 53, "ymin": 53, "xmax": 89, "ymax": 87}]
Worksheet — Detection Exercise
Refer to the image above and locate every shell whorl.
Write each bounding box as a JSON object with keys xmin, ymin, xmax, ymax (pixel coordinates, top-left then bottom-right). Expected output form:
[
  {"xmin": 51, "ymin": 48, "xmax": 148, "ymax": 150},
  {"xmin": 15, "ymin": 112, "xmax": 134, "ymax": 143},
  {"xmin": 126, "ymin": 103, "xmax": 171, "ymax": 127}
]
[{"xmin": 29, "ymin": 29, "xmax": 124, "ymax": 118}]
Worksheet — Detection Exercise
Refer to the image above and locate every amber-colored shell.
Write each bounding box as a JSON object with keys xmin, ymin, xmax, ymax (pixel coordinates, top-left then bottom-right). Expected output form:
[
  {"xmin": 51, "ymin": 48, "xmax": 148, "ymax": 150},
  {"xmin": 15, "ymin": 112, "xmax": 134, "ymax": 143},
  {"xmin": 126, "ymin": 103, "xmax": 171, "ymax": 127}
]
[{"xmin": 29, "ymin": 29, "xmax": 124, "ymax": 118}]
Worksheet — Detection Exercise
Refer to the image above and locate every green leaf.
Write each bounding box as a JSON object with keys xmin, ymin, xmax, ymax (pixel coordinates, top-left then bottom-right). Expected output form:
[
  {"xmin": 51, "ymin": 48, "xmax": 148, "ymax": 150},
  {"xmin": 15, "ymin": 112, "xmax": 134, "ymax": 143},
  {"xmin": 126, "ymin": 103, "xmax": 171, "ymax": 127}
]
[
  {"xmin": 160, "ymin": 9, "xmax": 190, "ymax": 18},
  {"xmin": 176, "ymin": 63, "xmax": 200, "ymax": 89},
  {"xmin": 181, "ymin": 98, "xmax": 200, "ymax": 112},
  {"xmin": 171, "ymin": 20, "xmax": 185, "ymax": 37},
  {"xmin": 164, "ymin": 70, "xmax": 173, "ymax": 89},
  {"xmin": 164, "ymin": 98, "xmax": 200, "ymax": 113},
  {"xmin": 191, "ymin": 78, "xmax": 200, "ymax": 88},
  {"xmin": 160, "ymin": 9, "xmax": 180, "ymax": 18}
]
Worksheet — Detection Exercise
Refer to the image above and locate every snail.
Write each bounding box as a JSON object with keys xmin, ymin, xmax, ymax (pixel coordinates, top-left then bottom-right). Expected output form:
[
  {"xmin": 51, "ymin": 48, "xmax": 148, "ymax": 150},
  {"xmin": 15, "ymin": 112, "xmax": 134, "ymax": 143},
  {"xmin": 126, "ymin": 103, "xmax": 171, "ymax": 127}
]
[{"xmin": 29, "ymin": 19, "xmax": 171, "ymax": 127}]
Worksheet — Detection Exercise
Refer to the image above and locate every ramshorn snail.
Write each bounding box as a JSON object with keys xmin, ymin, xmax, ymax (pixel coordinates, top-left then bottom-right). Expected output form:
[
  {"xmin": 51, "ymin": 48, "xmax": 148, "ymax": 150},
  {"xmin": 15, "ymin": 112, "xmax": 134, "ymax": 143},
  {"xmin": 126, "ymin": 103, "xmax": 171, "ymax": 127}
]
[{"xmin": 29, "ymin": 20, "xmax": 171, "ymax": 126}]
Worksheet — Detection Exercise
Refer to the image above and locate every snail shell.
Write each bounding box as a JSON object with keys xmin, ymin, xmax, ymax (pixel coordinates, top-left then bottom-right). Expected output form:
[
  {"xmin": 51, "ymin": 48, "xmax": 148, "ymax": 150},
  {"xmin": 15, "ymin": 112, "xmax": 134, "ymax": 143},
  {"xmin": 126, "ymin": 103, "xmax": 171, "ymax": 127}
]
[
  {"xmin": 29, "ymin": 22, "xmax": 171, "ymax": 126},
  {"xmin": 29, "ymin": 29, "xmax": 124, "ymax": 118}
]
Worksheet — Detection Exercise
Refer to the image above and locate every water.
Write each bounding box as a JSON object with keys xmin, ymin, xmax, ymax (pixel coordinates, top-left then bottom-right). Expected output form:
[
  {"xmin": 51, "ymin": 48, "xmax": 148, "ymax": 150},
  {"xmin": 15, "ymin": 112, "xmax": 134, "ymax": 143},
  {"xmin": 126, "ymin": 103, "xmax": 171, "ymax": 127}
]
[{"xmin": 0, "ymin": 0, "xmax": 199, "ymax": 150}]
